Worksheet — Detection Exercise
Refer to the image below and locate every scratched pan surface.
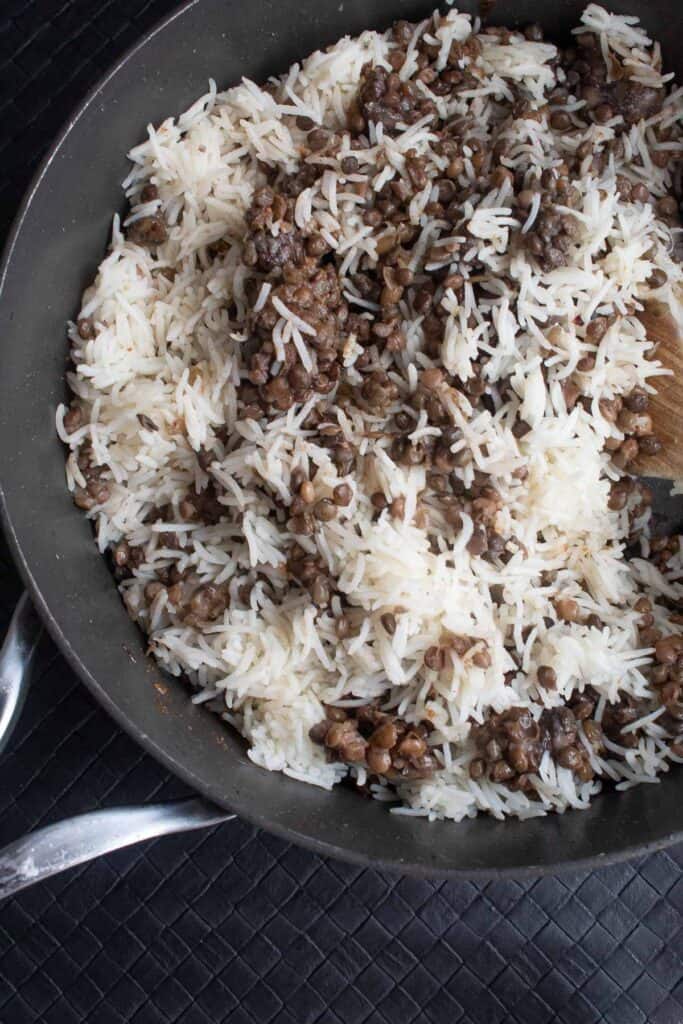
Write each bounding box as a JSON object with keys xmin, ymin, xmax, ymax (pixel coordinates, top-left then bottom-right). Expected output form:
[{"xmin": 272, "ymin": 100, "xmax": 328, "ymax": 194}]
[{"xmin": 0, "ymin": 0, "xmax": 681, "ymax": 877}]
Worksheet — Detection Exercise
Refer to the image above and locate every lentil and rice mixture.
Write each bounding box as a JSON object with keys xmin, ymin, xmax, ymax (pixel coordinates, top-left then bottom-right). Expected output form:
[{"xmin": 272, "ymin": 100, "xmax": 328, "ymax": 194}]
[{"xmin": 58, "ymin": 4, "xmax": 683, "ymax": 821}]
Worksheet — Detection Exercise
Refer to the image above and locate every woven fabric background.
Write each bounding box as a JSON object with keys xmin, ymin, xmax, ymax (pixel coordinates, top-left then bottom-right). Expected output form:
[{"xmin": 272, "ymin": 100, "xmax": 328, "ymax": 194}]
[{"xmin": 2, "ymin": 2, "xmax": 683, "ymax": 1021}]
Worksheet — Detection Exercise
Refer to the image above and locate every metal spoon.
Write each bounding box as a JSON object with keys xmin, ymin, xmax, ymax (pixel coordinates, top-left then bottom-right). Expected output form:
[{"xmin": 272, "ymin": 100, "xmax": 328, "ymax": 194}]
[
  {"xmin": 0, "ymin": 594, "xmax": 233, "ymax": 900},
  {"xmin": 0, "ymin": 799, "xmax": 231, "ymax": 900}
]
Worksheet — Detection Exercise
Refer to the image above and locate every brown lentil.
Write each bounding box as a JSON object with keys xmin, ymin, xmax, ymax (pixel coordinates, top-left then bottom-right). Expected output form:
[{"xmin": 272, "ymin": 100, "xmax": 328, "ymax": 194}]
[
  {"xmin": 315, "ymin": 498, "xmax": 337, "ymax": 522},
  {"xmin": 300, "ymin": 480, "xmax": 315, "ymax": 504},
  {"xmin": 381, "ymin": 612, "xmax": 397, "ymax": 635},
  {"xmin": 537, "ymin": 665, "xmax": 558, "ymax": 690},
  {"xmin": 555, "ymin": 597, "xmax": 580, "ymax": 622},
  {"xmin": 332, "ymin": 483, "xmax": 353, "ymax": 506},
  {"xmin": 77, "ymin": 317, "xmax": 96, "ymax": 339}
]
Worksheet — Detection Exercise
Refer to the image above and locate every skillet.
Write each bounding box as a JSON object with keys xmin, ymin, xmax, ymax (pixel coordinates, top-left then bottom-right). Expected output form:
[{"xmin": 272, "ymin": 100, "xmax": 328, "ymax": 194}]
[{"xmin": 1, "ymin": 0, "xmax": 682, "ymax": 884}]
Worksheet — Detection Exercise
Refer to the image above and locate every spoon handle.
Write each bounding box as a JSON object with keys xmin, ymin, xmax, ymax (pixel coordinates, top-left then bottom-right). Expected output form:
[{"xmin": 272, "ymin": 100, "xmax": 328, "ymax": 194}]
[
  {"xmin": 635, "ymin": 302, "xmax": 683, "ymax": 480},
  {"xmin": 0, "ymin": 592, "xmax": 43, "ymax": 756},
  {"xmin": 0, "ymin": 594, "xmax": 233, "ymax": 900},
  {"xmin": 0, "ymin": 799, "xmax": 233, "ymax": 900}
]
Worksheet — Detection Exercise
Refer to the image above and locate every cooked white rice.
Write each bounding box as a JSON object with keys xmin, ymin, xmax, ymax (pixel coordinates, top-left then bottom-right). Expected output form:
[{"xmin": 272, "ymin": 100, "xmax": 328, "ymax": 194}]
[{"xmin": 58, "ymin": 4, "xmax": 683, "ymax": 822}]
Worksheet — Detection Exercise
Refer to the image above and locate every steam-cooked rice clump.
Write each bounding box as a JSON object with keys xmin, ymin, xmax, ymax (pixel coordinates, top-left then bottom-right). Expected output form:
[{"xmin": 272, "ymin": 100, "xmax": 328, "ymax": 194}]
[{"xmin": 59, "ymin": 4, "xmax": 683, "ymax": 821}]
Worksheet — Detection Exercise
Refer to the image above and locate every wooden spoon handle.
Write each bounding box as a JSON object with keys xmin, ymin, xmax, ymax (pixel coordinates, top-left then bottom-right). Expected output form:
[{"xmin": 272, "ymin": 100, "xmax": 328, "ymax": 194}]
[{"xmin": 632, "ymin": 302, "xmax": 683, "ymax": 480}]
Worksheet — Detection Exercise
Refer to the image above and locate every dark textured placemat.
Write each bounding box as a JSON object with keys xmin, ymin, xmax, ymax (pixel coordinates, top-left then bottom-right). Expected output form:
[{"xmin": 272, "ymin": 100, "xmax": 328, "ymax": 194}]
[{"xmin": 2, "ymin": 2, "xmax": 683, "ymax": 1021}]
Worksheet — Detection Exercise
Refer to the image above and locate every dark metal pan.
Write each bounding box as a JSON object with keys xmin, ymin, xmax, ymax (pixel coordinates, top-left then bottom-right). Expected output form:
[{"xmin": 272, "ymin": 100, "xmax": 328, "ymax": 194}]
[{"xmin": 1, "ymin": 0, "xmax": 682, "ymax": 885}]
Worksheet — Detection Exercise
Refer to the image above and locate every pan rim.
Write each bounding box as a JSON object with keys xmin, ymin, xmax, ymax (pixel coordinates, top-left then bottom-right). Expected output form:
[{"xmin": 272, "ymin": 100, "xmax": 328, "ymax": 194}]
[{"xmin": 1, "ymin": 0, "xmax": 682, "ymax": 880}]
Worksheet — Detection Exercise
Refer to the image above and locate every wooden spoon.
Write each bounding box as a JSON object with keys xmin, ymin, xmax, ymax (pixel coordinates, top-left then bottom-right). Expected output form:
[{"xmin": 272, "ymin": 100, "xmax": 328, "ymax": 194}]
[{"xmin": 632, "ymin": 301, "xmax": 683, "ymax": 480}]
